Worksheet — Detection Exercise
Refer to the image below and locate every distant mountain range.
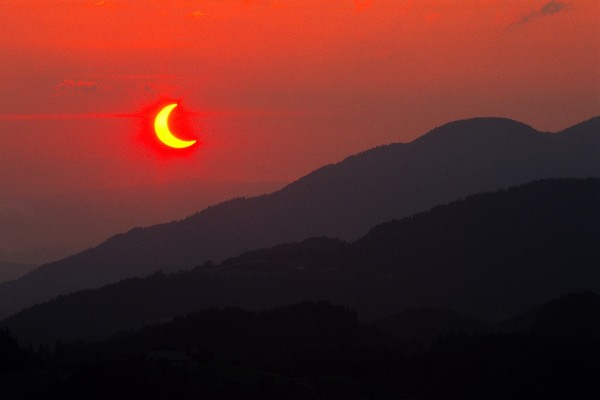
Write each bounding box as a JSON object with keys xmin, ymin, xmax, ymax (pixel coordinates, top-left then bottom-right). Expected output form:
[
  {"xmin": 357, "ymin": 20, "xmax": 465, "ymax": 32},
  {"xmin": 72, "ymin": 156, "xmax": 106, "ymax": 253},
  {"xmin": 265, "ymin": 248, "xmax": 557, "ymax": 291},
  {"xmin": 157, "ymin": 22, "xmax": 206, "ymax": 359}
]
[
  {"xmin": 3, "ymin": 178, "xmax": 598, "ymax": 345},
  {"xmin": 1, "ymin": 178, "xmax": 284, "ymax": 265},
  {"xmin": 0, "ymin": 116, "xmax": 598, "ymax": 320},
  {"xmin": 0, "ymin": 262, "xmax": 35, "ymax": 284}
]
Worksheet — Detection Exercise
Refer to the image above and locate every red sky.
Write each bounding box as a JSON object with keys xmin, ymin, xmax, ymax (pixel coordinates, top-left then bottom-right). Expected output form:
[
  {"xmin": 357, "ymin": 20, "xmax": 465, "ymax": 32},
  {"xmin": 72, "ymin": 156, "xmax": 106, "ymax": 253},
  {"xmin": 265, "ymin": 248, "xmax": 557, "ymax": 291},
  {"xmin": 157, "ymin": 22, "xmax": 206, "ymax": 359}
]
[{"xmin": 0, "ymin": 0, "xmax": 599, "ymax": 263}]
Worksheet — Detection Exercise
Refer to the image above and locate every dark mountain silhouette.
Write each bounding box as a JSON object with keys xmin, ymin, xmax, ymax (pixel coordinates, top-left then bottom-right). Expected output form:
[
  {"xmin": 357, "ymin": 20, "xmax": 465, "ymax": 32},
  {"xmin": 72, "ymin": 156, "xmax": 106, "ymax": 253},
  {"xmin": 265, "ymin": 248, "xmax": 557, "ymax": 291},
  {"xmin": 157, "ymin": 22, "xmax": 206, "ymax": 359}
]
[
  {"xmin": 97, "ymin": 301, "xmax": 392, "ymax": 373},
  {"xmin": 84, "ymin": 292, "xmax": 600, "ymax": 369},
  {"xmin": 531, "ymin": 291, "xmax": 600, "ymax": 338},
  {"xmin": 3, "ymin": 295, "xmax": 599, "ymax": 400},
  {"xmin": 0, "ymin": 262, "xmax": 35, "ymax": 284},
  {"xmin": 0, "ymin": 328, "xmax": 30, "ymax": 374},
  {"xmin": 0, "ymin": 116, "xmax": 597, "ymax": 320},
  {"xmin": 345, "ymin": 177, "xmax": 600, "ymax": 319},
  {"xmin": 3, "ymin": 179, "xmax": 284, "ymax": 266},
  {"xmin": 492, "ymin": 304, "xmax": 543, "ymax": 333},
  {"xmin": 3, "ymin": 178, "xmax": 598, "ymax": 345},
  {"xmin": 375, "ymin": 308, "xmax": 488, "ymax": 350}
]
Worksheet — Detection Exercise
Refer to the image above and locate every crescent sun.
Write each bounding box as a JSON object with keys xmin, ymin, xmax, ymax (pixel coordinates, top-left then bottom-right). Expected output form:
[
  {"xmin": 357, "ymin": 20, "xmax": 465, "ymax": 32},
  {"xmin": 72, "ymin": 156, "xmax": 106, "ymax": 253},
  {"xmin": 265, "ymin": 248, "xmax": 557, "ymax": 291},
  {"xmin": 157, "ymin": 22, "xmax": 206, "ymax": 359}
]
[{"xmin": 154, "ymin": 103, "xmax": 196, "ymax": 149}]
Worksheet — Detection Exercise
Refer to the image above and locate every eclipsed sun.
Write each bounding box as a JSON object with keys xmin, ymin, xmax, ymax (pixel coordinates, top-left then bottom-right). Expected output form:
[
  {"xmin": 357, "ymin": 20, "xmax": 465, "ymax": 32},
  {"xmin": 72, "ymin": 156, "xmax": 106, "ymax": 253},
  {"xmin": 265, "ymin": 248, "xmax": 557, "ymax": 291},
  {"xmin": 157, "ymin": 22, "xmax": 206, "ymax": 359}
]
[{"xmin": 154, "ymin": 103, "xmax": 197, "ymax": 149}]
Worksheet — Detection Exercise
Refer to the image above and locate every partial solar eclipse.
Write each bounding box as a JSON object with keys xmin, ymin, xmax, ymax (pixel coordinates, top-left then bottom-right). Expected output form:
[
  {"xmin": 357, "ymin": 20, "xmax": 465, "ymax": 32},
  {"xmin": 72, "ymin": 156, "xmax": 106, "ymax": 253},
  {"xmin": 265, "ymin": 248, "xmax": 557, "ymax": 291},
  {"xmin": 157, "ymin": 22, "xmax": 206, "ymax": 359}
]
[{"xmin": 154, "ymin": 103, "xmax": 197, "ymax": 149}]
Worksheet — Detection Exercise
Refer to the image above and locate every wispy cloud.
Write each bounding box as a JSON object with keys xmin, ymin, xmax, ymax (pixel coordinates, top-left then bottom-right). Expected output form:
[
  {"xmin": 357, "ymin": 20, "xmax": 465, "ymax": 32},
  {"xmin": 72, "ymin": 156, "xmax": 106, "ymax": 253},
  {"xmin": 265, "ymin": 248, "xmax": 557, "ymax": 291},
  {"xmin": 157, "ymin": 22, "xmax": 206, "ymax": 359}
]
[
  {"xmin": 513, "ymin": 0, "xmax": 569, "ymax": 26},
  {"xmin": 0, "ymin": 113, "xmax": 136, "ymax": 121},
  {"xmin": 89, "ymin": 74, "xmax": 186, "ymax": 81},
  {"xmin": 540, "ymin": 0, "xmax": 567, "ymax": 15},
  {"xmin": 0, "ymin": 109, "xmax": 331, "ymax": 122},
  {"xmin": 55, "ymin": 79, "xmax": 99, "ymax": 94},
  {"xmin": 190, "ymin": 10, "xmax": 205, "ymax": 18}
]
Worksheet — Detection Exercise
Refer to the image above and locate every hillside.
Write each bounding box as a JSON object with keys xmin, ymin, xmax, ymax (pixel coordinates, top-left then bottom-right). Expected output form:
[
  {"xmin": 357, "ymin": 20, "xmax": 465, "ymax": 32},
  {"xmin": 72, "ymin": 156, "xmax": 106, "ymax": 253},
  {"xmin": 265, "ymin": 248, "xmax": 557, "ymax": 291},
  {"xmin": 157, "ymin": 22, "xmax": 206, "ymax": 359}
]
[
  {"xmin": 0, "ymin": 262, "xmax": 35, "ymax": 284},
  {"xmin": 4, "ymin": 293, "xmax": 598, "ymax": 399},
  {"xmin": 3, "ymin": 178, "xmax": 598, "ymax": 345},
  {"xmin": 0, "ymin": 116, "xmax": 597, "ymax": 319}
]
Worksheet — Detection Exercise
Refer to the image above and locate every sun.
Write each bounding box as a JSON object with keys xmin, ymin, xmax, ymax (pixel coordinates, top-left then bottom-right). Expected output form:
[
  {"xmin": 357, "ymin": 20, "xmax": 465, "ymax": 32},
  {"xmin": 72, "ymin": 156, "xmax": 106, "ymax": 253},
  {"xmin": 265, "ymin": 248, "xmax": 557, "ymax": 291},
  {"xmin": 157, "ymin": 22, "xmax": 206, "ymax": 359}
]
[
  {"xmin": 134, "ymin": 99, "xmax": 200, "ymax": 159},
  {"xmin": 154, "ymin": 103, "xmax": 197, "ymax": 149}
]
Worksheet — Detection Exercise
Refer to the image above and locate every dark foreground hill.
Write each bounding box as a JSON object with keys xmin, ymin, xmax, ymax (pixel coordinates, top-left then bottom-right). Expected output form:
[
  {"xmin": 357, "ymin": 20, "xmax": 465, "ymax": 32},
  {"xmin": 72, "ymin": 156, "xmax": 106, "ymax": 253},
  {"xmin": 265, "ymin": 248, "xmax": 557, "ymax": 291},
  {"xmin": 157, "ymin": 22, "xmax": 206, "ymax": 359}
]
[
  {"xmin": 3, "ymin": 178, "xmax": 598, "ymax": 345},
  {"xmin": 2, "ymin": 294, "xmax": 599, "ymax": 399},
  {"xmin": 374, "ymin": 308, "xmax": 489, "ymax": 350},
  {"xmin": 0, "ymin": 116, "xmax": 598, "ymax": 320}
]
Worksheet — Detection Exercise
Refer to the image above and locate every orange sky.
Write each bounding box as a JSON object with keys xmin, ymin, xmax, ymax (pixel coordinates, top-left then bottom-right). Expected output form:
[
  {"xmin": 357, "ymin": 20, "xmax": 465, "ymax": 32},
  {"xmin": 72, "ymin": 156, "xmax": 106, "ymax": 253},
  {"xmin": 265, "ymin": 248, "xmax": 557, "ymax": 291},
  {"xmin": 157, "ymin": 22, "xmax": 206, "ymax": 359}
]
[{"xmin": 1, "ymin": 0, "xmax": 599, "ymax": 194}]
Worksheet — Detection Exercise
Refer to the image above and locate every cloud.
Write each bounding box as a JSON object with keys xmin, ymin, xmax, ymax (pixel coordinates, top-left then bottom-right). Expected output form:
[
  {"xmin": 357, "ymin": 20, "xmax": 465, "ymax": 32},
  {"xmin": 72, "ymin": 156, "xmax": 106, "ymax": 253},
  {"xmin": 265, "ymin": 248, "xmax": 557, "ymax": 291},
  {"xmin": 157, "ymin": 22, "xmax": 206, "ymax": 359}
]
[
  {"xmin": 90, "ymin": 74, "xmax": 185, "ymax": 81},
  {"xmin": 55, "ymin": 79, "xmax": 98, "ymax": 94},
  {"xmin": 514, "ymin": 1, "xmax": 568, "ymax": 25},
  {"xmin": 0, "ymin": 112, "xmax": 135, "ymax": 121},
  {"xmin": 540, "ymin": 0, "xmax": 567, "ymax": 15},
  {"xmin": 143, "ymin": 84, "xmax": 157, "ymax": 94}
]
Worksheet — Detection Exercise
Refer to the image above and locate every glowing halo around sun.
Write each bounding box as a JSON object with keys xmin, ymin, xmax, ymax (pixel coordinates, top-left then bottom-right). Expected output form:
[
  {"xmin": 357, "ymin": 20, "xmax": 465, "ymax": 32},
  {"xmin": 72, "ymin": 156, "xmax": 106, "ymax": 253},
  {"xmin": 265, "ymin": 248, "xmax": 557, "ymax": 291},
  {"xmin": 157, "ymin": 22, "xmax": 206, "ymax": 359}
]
[{"xmin": 154, "ymin": 103, "xmax": 197, "ymax": 149}]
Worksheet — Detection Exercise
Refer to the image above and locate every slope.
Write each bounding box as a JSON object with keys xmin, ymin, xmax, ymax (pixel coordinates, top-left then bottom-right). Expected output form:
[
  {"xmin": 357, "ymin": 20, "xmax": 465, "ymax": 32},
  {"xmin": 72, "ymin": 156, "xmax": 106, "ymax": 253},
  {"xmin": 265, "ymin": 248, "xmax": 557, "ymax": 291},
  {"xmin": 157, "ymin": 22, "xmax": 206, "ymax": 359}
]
[
  {"xmin": 0, "ymin": 116, "xmax": 597, "ymax": 319},
  {"xmin": 2, "ymin": 178, "xmax": 598, "ymax": 344}
]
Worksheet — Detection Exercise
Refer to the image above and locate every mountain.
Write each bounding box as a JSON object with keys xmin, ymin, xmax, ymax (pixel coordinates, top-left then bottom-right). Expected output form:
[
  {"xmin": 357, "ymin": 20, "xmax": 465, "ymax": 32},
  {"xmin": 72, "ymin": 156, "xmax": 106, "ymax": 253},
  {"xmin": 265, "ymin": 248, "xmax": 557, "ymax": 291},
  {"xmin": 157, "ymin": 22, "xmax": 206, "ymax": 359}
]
[
  {"xmin": 345, "ymin": 178, "xmax": 600, "ymax": 319},
  {"xmin": 0, "ymin": 262, "xmax": 35, "ymax": 284},
  {"xmin": 0, "ymin": 116, "xmax": 598, "ymax": 320},
  {"xmin": 493, "ymin": 291, "xmax": 600, "ymax": 337},
  {"xmin": 531, "ymin": 291, "xmax": 600, "ymax": 338},
  {"xmin": 97, "ymin": 302, "xmax": 391, "ymax": 370},
  {"xmin": 4, "ymin": 295, "xmax": 599, "ymax": 399},
  {"xmin": 375, "ymin": 308, "xmax": 488, "ymax": 350},
  {"xmin": 3, "ymin": 178, "xmax": 598, "ymax": 345},
  {"xmin": 1, "ymin": 178, "xmax": 285, "ymax": 265},
  {"xmin": 80, "ymin": 292, "xmax": 600, "ymax": 363}
]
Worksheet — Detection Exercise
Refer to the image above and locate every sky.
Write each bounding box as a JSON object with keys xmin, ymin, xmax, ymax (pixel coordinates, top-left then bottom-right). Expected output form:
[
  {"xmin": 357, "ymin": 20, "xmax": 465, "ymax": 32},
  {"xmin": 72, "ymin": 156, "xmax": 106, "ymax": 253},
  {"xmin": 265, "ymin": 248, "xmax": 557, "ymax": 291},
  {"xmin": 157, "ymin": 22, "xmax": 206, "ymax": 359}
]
[{"xmin": 1, "ymin": 0, "xmax": 599, "ymax": 265}]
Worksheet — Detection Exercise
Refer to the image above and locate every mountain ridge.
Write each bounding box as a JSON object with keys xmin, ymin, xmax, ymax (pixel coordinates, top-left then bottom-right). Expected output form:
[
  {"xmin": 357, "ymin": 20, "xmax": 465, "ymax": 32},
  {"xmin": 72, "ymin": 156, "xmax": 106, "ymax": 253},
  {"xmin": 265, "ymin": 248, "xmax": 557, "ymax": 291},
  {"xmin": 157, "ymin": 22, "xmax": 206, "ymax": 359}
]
[
  {"xmin": 0, "ymin": 116, "xmax": 598, "ymax": 320},
  {"xmin": 2, "ymin": 178, "xmax": 598, "ymax": 344}
]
